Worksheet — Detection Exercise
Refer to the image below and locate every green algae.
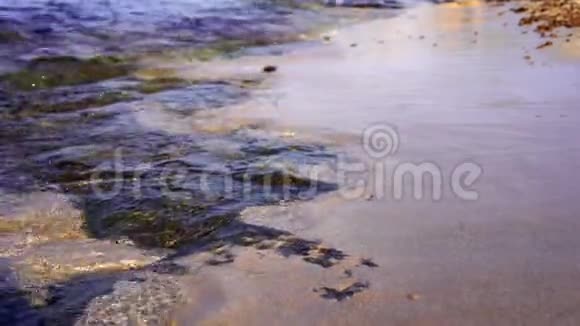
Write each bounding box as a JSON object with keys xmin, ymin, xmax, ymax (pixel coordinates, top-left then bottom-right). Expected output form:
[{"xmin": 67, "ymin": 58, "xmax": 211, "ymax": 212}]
[
  {"xmin": 1, "ymin": 56, "xmax": 132, "ymax": 91},
  {"xmin": 136, "ymin": 77, "xmax": 189, "ymax": 94}
]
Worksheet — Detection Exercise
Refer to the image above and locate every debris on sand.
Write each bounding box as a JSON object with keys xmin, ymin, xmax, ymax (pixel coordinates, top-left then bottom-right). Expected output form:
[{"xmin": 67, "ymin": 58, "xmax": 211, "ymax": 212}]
[
  {"xmin": 275, "ymin": 237, "xmax": 347, "ymax": 268},
  {"xmin": 536, "ymin": 40, "xmax": 554, "ymax": 49},
  {"xmin": 359, "ymin": 258, "xmax": 379, "ymax": 268},
  {"xmin": 205, "ymin": 246, "xmax": 236, "ymax": 266},
  {"xmin": 511, "ymin": 6, "xmax": 527, "ymax": 14},
  {"xmin": 516, "ymin": 0, "xmax": 580, "ymax": 35},
  {"xmin": 315, "ymin": 281, "xmax": 370, "ymax": 301},
  {"xmin": 303, "ymin": 247, "xmax": 347, "ymax": 268}
]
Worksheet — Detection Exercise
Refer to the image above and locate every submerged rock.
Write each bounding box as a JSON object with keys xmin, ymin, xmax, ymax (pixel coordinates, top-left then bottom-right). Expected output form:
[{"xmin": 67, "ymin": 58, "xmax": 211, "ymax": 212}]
[{"xmin": 0, "ymin": 192, "xmax": 87, "ymax": 253}]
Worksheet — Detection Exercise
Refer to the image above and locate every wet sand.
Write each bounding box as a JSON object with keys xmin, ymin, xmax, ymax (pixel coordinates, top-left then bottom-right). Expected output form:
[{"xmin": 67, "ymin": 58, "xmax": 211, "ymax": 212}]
[{"xmin": 169, "ymin": 2, "xmax": 580, "ymax": 325}]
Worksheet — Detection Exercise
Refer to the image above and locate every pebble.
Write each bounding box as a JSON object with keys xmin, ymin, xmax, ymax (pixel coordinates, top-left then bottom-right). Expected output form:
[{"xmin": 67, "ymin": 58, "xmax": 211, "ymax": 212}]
[{"xmin": 263, "ymin": 65, "xmax": 277, "ymax": 73}]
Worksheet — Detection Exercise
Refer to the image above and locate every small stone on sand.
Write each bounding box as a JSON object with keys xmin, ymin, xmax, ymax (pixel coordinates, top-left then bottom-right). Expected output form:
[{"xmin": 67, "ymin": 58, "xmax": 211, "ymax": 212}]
[{"xmin": 407, "ymin": 293, "xmax": 421, "ymax": 301}]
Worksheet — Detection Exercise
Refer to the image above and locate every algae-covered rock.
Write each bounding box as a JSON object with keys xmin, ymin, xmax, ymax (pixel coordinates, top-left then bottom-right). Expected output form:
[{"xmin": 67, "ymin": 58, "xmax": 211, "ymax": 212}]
[
  {"xmin": 1, "ymin": 56, "xmax": 132, "ymax": 91},
  {"xmin": 12, "ymin": 91, "xmax": 135, "ymax": 117},
  {"xmin": 0, "ymin": 30, "xmax": 25, "ymax": 43}
]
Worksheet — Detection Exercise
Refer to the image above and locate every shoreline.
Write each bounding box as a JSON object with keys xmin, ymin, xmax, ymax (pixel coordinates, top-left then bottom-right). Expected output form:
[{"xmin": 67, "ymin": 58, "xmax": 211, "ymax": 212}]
[{"xmin": 170, "ymin": 1, "xmax": 580, "ymax": 324}]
